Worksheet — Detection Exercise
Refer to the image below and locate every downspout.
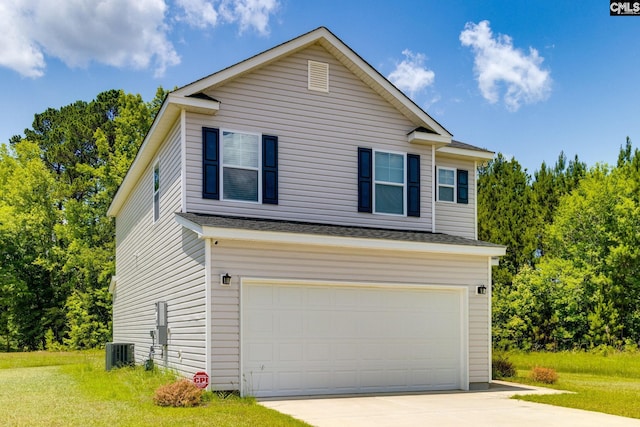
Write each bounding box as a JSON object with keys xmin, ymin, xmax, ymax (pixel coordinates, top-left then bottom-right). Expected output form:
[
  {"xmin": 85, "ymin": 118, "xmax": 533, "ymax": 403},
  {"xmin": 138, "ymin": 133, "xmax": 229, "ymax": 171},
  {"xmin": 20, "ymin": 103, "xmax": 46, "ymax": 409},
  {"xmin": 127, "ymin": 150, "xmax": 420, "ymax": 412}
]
[
  {"xmin": 487, "ymin": 256, "xmax": 493, "ymax": 382},
  {"xmin": 474, "ymin": 160, "xmax": 478, "ymax": 240},
  {"xmin": 204, "ymin": 237, "xmax": 212, "ymax": 390},
  {"xmin": 180, "ymin": 109, "xmax": 187, "ymax": 213},
  {"xmin": 431, "ymin": 144, "xmax": 436, "ymax": 232}
]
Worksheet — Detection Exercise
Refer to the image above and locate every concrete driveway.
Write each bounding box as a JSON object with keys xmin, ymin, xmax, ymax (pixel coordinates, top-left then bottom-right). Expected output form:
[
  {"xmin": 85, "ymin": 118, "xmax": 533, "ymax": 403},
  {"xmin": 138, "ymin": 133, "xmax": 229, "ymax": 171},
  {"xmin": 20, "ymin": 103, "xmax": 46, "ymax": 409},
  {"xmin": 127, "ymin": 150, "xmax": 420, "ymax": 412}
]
[{"xmin": 260, "ymin": 381, "xmax": 640, "ymax": 427}]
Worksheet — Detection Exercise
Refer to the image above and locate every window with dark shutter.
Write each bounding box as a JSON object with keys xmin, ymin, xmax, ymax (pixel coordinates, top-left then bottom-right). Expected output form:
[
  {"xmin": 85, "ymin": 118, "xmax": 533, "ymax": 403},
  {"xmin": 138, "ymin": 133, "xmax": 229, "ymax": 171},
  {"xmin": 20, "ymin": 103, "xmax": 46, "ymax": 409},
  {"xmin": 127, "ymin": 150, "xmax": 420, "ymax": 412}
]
[
  {"xmin": 407, "ymin": 154, "xmax": 420, "ymax": 216},
  {"xmin": 457, "ymin": 169, "xmax": 469, "ymax": 204},
  {"xmin": 262, "ymin": 135, "xmax": 278, "ymax": 204},
  {"xmin": 358, "ymin": 148, "xmax": 372, "ymax": 213},
  {"xmin": 202, "ymin": 127, "xmax": 220, "ymax": 199}
]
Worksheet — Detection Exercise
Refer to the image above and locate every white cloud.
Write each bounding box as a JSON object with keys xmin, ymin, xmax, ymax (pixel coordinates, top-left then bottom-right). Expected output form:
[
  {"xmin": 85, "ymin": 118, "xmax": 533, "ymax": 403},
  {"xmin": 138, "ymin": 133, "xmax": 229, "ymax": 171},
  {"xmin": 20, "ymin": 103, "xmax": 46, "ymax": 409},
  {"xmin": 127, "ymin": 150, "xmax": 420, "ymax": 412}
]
[
  {"xmin": 0, "ymin": 0, "xmax": 280, "ymax": 78},
  {"xmin": 460, "ymin": 20, "xmax": 551, "ymax": 111},
  {"xmin": 218, "ymin": 0, "xmax": 279, "ymax": 35},
  {"xmin": 387, "ymin": 49, "xmax": 435, "ymax": 98},
  {"xmin": 0, "ymin": 1, "xmax": 45, "ymax": 78},
  {"xmin": 175, "ymin": 0, "xmax": 218, "ymax": 28},
  {"xmin": 0, "ymin": 0, "xmax": 179, "ymax": 78}
]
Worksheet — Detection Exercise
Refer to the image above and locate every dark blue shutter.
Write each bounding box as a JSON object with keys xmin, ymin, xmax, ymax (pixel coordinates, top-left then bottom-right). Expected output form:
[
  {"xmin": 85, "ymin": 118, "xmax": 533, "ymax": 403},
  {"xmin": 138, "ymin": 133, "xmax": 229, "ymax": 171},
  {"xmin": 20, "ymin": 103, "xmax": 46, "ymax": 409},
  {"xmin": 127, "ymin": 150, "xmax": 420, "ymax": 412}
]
[
  {"xmin": 262, "ymin": 135, "xmax": 278, "ymax": 204},
  {"xmin": 202, "ymin": 127, "xmax": 219, "ymax": 199},
  {"xmin": 407, "ymin": 154, "xmax": 420, "ymax": 217},
  {"xmin": 457, "ymin": 169, "xmax": 469, "ymax": 204},
  {"xmin": 358, "ymin": 148, "xmax": 372, "ymax": 212}
]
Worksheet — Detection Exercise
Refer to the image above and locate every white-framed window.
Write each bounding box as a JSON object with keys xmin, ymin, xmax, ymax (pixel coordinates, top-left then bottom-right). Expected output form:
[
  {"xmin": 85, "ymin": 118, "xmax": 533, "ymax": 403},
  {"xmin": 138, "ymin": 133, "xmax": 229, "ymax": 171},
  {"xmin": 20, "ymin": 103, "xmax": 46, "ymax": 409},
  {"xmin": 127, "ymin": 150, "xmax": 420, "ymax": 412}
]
[
  {"xmin": 221, "ymin": 130, "xmax": 261, "ymax": 202},
  {"xmin": 153, "ymin": 162, "xmax": 160, "ymax": 222},
  {"xmin": 437, "ymin": 166, "xmax": 456, "ymax": 202},
  {"xmin": 374, "ymin": 150, "xmax": 406, "ymax": 215}
]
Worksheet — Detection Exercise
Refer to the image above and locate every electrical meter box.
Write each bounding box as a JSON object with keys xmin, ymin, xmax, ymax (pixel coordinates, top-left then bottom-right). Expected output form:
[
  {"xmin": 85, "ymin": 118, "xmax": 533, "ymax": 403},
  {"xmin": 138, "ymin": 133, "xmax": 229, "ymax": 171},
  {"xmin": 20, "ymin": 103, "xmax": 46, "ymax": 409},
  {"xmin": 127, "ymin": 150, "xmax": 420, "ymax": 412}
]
[{"xmin": 155, "ymin": 301, "xmax": 168, "ymax": 346}]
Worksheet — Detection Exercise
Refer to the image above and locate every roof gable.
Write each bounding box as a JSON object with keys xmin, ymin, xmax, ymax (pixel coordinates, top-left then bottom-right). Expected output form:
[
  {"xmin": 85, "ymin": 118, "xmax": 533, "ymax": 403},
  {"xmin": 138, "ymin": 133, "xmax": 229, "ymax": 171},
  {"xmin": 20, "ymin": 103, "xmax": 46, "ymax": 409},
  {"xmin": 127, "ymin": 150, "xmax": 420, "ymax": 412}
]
[
  {"xmin": 108, "ymin": 27, "xmax": 458, "ymax": 217},
  {"xmin": 173, "ymin": 27, "xmax": 451, "ymax": 138}
]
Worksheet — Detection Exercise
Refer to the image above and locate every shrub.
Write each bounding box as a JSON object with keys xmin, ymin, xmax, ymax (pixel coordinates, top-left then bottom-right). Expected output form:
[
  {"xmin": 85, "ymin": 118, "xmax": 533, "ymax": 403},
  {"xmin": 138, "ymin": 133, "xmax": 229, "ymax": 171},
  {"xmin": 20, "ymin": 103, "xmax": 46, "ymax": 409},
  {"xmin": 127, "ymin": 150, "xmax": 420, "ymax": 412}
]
[
  {"xmin": 153, "ymin": 379, "xmax": 203, "ymax": 407},
  {"xmin": 492, "ymin": 354, "xmax": 516, "ymax": 378},
  {"xmin": 530, "ymin": 366, "xmax": 558, "ymax": 384}
]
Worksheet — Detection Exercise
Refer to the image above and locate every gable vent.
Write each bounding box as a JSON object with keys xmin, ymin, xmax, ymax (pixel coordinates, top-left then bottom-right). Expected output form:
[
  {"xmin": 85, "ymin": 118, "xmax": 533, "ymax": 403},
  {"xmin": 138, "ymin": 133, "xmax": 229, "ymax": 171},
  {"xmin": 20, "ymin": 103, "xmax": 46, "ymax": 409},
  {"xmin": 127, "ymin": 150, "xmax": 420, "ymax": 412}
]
[{"xmin": 308, "ymin": 60, "xmax": 329, "ymax": 92}]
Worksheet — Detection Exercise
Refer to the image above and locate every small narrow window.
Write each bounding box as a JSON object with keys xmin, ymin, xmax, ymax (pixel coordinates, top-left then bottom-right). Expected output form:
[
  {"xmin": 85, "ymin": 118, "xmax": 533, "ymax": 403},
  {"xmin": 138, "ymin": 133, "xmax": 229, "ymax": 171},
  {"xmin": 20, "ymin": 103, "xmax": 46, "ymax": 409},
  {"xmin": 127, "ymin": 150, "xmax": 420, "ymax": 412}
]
[
  {"xmin": 153, "ymin": 162, "xmax": 160, "ymax": 222},
  {"xmin": 437, "ymin": 167, "xmax": 455, "ymax": 202}
]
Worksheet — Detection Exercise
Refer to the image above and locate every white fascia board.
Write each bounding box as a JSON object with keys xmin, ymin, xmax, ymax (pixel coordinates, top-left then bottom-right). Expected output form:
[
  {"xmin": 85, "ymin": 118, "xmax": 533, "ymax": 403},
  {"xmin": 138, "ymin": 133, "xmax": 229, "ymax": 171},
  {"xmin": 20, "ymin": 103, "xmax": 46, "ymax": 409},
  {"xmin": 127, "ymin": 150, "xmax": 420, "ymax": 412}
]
[
  {"xmin": 172, "ymin": 27, "xmax": 452, "ymax": 139},
  {"xmin": 107, "ymin": 96, "xmax": 219, "ymax": 217},
  {"xmin": 172, "ymin": 29, "xmax": 325, "ymax": 97},
  {"xmin": 437, "ymin": 146, "xmax": 495, "ymax": 161},
  {"xmin": 176, "ymin": 215, "xmax": 506, "ymax": 257},
  {"xmin": 169, "ymin": 93, "xmax": 220, "ymax": 114},
  {"xmin": 408, "ymin": 131, "xmax": 451, "ymax": 147},
  {"xmin": 318, "ymin": 36, "xmax": 452, "ymax": 138}
]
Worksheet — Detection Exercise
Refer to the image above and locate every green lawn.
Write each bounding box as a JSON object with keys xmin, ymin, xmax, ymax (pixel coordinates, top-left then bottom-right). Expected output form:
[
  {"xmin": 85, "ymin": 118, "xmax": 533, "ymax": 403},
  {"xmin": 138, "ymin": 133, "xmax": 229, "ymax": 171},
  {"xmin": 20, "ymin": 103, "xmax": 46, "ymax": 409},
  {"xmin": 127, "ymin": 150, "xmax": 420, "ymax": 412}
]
[
  {"xmin": 503, "ymin": 351, "xmax": 640, "ymax": 419},
  {"xmin": 0, "ymin": 351, "xmax": 310, "ymax": 427}
]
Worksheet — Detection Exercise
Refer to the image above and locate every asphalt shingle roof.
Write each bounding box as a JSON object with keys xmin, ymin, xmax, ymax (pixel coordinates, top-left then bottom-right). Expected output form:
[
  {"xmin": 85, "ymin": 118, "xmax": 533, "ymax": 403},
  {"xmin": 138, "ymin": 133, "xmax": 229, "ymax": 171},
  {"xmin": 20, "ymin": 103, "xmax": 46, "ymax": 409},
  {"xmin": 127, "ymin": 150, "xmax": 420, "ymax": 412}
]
[{"xmin": 177, "ymin": 212, "xmax": 504, "ymax": 249}]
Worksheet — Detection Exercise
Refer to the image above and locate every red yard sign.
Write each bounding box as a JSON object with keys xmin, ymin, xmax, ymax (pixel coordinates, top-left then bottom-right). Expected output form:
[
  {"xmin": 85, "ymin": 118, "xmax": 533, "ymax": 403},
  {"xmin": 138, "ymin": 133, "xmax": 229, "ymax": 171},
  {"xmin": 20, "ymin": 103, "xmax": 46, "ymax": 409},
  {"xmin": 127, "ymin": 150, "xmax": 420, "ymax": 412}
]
[{"xmin": 193, "ymin": 371, "xmax": 209, "ymax": 389}]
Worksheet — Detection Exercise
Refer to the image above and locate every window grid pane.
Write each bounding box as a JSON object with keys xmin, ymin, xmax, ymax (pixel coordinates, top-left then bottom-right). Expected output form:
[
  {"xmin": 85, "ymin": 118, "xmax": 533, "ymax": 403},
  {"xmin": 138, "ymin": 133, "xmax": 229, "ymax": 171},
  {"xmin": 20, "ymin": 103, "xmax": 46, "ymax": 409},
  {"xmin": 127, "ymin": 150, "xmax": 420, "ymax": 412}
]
[
  {"xmin": 223, "ymin": 168, "xmax": 258, "ymax": 202},
  {"xmin": 223, "ymin": 131, "xmax": 259, "ymax": 168},
  {"xmin": 438, "ymin": 168, "xmax": 454, "ymax": 185},
  {"xmin": 439, "ymin": 186, "xmax": 454, "ymax": 202},
  {"xmin": 375, "ymin": 184, "xmax": 404, "ymax": 214},
  {"xmin": 375, "ymin": 152, "xmax": 404, "ymax": 184}
]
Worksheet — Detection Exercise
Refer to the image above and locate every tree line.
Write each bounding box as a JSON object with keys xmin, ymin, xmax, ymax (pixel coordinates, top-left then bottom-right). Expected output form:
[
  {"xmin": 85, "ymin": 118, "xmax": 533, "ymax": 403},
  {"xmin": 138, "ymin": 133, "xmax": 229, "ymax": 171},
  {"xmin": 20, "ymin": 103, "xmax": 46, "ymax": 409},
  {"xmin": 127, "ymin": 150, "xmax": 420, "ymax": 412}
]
[
  {"xmin": 481, "ymin": 140, "xmax": 640, "ymax": 351},
  {"xmin": 0, "ymin": 89, "xmax": 167, "ymax": 351},
  {"xmin": 1, "ymin": 88, "xmax": 638, "ymax": 352}
]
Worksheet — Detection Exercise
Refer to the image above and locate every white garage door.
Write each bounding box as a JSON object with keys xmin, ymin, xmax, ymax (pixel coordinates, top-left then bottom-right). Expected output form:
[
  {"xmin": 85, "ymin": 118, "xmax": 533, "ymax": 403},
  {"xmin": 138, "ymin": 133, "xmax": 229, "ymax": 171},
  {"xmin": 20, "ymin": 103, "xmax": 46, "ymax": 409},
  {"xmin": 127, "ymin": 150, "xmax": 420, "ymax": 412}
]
[{"xmin": 242, "ymin": 282, "xmax": 465, "ymax": 397}]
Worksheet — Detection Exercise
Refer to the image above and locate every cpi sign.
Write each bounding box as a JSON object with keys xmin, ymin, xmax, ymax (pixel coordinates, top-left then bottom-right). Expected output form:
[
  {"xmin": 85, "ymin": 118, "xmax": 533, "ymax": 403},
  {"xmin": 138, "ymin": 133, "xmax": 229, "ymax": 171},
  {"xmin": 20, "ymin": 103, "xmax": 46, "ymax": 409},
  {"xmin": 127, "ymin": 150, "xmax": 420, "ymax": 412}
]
[{"xmin": 193, "ymin": 371, "xmax": 209, "ymax": 389}]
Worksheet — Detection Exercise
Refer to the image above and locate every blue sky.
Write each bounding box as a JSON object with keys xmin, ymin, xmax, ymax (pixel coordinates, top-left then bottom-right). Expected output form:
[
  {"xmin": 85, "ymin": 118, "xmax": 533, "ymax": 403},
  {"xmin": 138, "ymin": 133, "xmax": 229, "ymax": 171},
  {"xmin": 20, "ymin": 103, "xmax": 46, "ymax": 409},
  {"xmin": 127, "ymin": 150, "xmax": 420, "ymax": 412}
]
[{"xmin": 1, "ymin": 0, "xmax": 638, "ymax": 173}]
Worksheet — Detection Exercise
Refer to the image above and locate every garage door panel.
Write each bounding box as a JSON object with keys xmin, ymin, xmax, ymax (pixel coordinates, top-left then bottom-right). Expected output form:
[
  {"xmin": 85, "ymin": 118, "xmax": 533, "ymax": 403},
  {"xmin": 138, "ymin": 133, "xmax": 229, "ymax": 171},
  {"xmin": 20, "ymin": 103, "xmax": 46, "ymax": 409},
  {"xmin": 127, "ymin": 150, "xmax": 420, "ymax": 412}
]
[
  {"xmin": 243, "ymin": 283, "xmax": 464, "ymax": 397},
  {"xmin": 246, "ymin": 310, "xmax": 273, "ymax": 335},
  {"xmin": 247, "ymin": 342, "xmax": 273, "ymax": 363},
  {"xmin": 307, "ymin": 287, "xmax": 332, "ymax": 305}
]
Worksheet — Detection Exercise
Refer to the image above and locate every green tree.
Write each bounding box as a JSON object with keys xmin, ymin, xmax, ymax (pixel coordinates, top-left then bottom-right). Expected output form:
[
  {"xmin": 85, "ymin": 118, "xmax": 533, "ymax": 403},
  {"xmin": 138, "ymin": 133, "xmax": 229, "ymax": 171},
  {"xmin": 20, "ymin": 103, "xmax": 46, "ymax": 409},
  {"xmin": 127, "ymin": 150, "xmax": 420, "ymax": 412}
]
[
  {"xmin": 478, "ymin": 154, "xmax": 537, "ymax": 288},
  {"xmin": 0, "ymin": 141, "xmax": 61, "ymax": 349},
  {"xmin": 1, "ymin": 88, "xmax": 165, "ymax": 350},
  {"xmin": 531, "ymin": 152, "xmax": 586, "ymax": 257}
]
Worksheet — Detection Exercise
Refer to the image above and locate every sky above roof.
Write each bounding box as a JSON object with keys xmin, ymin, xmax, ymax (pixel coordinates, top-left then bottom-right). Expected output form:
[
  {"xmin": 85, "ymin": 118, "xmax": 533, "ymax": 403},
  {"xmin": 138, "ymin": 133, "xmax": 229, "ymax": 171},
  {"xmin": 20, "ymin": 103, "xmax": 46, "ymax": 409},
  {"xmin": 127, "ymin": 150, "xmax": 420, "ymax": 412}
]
[{"xmin": 1, "ymin": 0, "xmax": 638, "ymax": 173}]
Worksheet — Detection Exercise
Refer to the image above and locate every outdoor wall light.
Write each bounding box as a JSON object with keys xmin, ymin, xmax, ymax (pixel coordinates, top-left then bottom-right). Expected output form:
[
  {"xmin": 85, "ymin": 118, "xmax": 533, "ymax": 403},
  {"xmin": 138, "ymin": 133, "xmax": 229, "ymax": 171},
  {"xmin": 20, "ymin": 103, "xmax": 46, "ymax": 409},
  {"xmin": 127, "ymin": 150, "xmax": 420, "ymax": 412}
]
[
  {"xmin": 221, "ymin": 273, "xmax": 232, "ymax": 286},
  {"xmin": 477, "ymin": 284, "xmax": 487, "ymax": 295}
]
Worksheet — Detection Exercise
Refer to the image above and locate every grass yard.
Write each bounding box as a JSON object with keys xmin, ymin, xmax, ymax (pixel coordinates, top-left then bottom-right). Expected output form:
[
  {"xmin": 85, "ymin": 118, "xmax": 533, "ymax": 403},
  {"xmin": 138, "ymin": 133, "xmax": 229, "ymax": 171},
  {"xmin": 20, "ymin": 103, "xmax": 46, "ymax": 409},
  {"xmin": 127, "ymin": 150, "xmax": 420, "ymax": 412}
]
[
  {"xmin": 0, "ymin": 351, "xmax": 310, "ymax": 427},
  {"xmin": 504, "ymin": 351, "xmax": 640, "ymax": 419}
]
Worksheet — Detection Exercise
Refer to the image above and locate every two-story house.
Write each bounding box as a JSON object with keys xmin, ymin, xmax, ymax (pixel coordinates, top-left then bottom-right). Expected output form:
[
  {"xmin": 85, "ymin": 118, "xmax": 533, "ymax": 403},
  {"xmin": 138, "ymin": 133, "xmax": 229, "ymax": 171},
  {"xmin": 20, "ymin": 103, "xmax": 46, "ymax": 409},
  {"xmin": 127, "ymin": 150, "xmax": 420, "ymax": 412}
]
[{"xmin": 107, "ymin": 27, "xmax": 505, "ymax": 398}]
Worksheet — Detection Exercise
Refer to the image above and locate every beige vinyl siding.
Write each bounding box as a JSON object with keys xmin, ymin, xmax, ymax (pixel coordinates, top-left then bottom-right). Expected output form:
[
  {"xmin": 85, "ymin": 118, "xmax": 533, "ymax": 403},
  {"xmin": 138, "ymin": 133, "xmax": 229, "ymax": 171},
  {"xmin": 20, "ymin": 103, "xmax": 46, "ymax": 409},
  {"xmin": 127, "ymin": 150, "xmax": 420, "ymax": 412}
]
[
  {"xmin": 184, "ymin": 43, "xmax": 434, "ymax": 231},
  {"xmin": 207, "ymin": 240, "xmax": 490, "ymax": 390},
  {"xmin": 434, "ymin": 156, "xmax": 476, "ymax": 239},
  {"xmin": 112, "ymin": 121, "xmax": 207, "ymax": 378}
]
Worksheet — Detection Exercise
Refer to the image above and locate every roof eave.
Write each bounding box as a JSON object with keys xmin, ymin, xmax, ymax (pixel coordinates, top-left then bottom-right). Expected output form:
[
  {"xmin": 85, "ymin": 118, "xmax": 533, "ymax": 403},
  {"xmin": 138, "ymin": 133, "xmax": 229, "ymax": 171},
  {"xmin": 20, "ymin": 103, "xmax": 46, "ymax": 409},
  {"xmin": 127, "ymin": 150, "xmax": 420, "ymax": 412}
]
[
  {"xmin": 407, "ymin": 130, "xmax": 451, "ymax": 147},
  {"xmin": 437, "ymin": 146, "xmax": 495, "ymax": 162},
  {"xmin": 107, "ymin": 95, "xmax": 219, "ymax": 217},
  {"xmin": 175, "ymin": 215, "xmax": 506, "ymax": 257}
]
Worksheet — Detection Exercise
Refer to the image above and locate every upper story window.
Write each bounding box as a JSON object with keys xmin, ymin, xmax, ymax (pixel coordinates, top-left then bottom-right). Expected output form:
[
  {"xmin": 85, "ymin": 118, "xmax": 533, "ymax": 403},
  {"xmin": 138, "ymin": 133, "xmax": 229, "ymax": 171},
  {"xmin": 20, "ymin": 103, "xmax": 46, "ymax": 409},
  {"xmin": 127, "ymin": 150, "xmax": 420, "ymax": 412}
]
[
  {"xmin": 202, "ymin": 127, "xmax": 278, "ymax": 204},
  {"xmin": 437, "ymin": 166, "xmax": 469, "ymax": 204},
  {"xmin": 437, "ymin": 167, "xmax": 455, "ymax": 202},
  {"xmin": 222, "ymin": 130, "xmax": 260, "ymax": 202},
  {"xmin": 358, "ymin": 147, "xmax": 420, "ymax": 217},
  {"xmin": 153, "ymin": 162, "xmax": 160, "ymax": 222},
  {"xmin": 374, "ymin": 151, "xmax": 405, "ymax": 215}
]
